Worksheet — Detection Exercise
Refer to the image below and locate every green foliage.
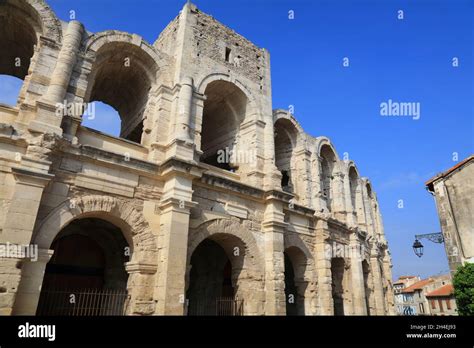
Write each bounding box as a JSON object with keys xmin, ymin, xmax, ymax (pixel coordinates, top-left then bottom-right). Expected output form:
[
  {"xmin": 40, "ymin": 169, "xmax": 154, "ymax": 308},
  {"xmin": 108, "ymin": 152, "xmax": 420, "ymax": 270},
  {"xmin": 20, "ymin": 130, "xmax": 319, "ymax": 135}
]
[{"xmin": 453, "ymin": 263, "xmax": 474, "ymax": 315}]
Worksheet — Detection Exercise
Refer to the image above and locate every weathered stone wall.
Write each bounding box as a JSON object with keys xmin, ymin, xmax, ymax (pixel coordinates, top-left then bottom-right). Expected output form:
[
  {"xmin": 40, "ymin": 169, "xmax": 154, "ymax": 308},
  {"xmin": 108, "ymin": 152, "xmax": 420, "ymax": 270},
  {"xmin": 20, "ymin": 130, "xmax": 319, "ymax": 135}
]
[
  {"xmin": 430, "ymin": 158, "xmax": 474, "ymax": 273},
  {"xmin": 0, "ymin": 0, "xmax": 394, "ymax": 316}
]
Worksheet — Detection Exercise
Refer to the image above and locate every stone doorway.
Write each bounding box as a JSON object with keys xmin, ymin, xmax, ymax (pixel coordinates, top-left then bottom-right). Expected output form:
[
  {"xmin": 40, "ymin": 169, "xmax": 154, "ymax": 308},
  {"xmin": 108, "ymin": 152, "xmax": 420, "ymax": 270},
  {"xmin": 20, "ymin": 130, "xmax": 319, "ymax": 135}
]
[
  {"xmin": 331, "ymin": 257, "xmax": 345, "ymax": 316},
  {"xmin": 186, "ymin": 239, "xmax": 242, "ymax": 315},
  {"xmin": 36, "ymin": 218, "xmax": 130, "ymax": 315}
]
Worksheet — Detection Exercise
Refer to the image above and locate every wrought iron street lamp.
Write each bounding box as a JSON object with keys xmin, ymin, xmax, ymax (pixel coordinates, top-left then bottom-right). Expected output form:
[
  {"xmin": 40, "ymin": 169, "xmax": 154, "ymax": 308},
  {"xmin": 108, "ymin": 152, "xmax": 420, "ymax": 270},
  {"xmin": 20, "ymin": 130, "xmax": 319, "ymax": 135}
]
[{"xmin": 412, "ymin": 233, "xmax": 444, "ymax": 258}]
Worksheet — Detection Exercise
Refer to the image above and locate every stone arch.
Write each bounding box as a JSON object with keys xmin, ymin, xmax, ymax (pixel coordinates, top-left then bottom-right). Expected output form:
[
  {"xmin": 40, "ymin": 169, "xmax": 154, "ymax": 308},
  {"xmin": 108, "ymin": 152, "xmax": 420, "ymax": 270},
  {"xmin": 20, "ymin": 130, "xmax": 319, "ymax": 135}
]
[
  {"xmin": 273, "ymin": 111, "xmax": 307, "ymax": 196},
  {"xmin": 273, "ymin": 109, "xmax": 305, "ymax": 147},
  {"xmin": 315, "ymin": 136, "xmax": 340, "ymax": 161},
  {"xmin": 316, "ymin": 137, "xmax": 340, "ymax": 212},
  {"xmin": 283, "ymin": 233, "xmax": 317, "ymax": 315},
  {"xmin": 197, "ymin": 73, "xmax": 260, "ymax": 119},
  {"xmin": 197, "ymin": 74, "xmax": 259, "ymax": 171},
  {"xmin": 1, "ymin": 0, "xmax": 62, "ymax": 44},
  {"xmin": 187, "ymin": 218, "xmax": 263, "ymax": 273},
  {"xmin": 81, "ymin": 31, "xmax": 164, "ymax": 142},
  {"xmin": 34, "ymin": 195, "xmax": 157, "ymax": 263},
  {"xmin": 0, "ymin": 0, "xmax": 62, "ymax": 105},
  {"xmin": 348, "ymin": 162, "xmax": 360, "ymax": 212},
  {"xmin": 187, "ymin": 218, "xmax": 264, "ymax": 315}
]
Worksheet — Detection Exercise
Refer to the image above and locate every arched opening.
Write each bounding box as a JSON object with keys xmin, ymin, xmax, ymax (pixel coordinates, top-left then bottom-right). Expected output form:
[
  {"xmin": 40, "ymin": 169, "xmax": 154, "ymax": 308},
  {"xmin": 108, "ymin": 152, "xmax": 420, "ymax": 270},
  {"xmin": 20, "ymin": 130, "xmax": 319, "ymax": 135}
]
[
  {"xmin": 366, "ymin": 183, "xmax": 373, "ymax": 199},
  {"xmin": 83, "ymin": 42, "xmax": 157, "ymax": 143},
  {"xmin": 0, "ymin": 75, "xmax": 23, "ymax": 106},
  {"xmin": 349, "ymin": 166, "xmax": 359, "ymax": 213},
  {"xmin": 362, "ymin": 260, "xmax": 372, "ymax": 315},
  {"xmin": 0, "ymin": 1, "xmax": 40, "ymax": 105},
  {"xmin": 331, "ymin": 257, "xmax": 346, "ymax": 316},
  {"xmin": 200, "ymin": 80, "xmax": 248, "ymax": 171},
  {"xmin": 284, "ymin": 246, "xmax": 307, "ymax": 316},
  {"xmin": 186, "ymin": 238, "xmax": 243, "ymax": 315},
  {"xmin": 274, "ymin": 118, "xmax": 298, "ymax": 193},
  {"xmin": 81, "ymin": 101, "xmax": 121, "ymax": 137},
  {"xmin": 37, "ymin": 218, "xmax": 130, "ymax": 316},
  {"xmin": 320, "ymin": 144, "xmax": 337, "ymax": 211}
]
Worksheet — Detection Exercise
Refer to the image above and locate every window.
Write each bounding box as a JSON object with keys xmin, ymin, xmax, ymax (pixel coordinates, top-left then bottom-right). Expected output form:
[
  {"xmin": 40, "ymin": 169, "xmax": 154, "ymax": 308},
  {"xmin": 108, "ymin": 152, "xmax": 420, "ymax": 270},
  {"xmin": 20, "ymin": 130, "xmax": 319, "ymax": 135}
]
[
  {"xmin": 431, "ymin": 299, "xmax": 436, "ymax": 310},
  {"xmin": 446, "ymin": 299, "xmax": 451, "ymax": 310},
  {"xmin": 438, "ymin": 299, "xmax": 444, "ymax": 312},
  {"xmin": 225, "ymin": 47, "xmax": 231, "ymax": 62}
]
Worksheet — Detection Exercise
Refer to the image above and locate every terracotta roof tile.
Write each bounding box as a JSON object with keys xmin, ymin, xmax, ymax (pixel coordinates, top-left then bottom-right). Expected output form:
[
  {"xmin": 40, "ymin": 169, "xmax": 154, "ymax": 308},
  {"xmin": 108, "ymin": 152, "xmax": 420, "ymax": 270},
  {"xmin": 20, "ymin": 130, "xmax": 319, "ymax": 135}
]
[
  {"xmin": 401, "ymin": 278, "xmax": 434, "ymax": 293},
  {"xmin": 426, "ymin": 284, "xmax": 454, "ymax": 297}
]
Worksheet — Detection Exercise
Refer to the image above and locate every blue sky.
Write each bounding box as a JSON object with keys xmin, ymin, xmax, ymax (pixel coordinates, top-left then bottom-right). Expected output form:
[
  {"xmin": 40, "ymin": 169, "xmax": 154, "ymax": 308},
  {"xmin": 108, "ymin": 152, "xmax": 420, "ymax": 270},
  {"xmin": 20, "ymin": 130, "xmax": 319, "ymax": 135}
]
[{"xmin": 1, "ymin": 0, "xmax": 472, "ymax": 279}]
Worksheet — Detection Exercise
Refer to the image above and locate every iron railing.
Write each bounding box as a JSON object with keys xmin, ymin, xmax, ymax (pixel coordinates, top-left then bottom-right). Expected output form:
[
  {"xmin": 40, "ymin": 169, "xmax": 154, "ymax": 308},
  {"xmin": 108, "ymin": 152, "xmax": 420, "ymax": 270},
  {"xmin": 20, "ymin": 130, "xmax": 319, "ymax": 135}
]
[
  {"xmin": 187, "ymin": 296, "xmax": 244, "ymax": 316},
  {"xmin": 37, "ymin": 288, "xmax": 130, "ymax": 316}
]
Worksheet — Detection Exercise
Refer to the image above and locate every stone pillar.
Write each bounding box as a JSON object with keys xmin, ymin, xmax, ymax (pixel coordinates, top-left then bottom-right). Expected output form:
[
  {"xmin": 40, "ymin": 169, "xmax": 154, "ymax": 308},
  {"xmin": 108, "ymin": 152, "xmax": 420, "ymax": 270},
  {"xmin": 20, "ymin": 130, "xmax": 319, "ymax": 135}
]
[
  {"xmin": 349, "ymin": 234, "xmax": 367, "ymax": 315},
  {"xmin": 30, "ymin": 21, "xmax": 84, "ymax": 134},
  {"xmin": 43, "ymin": 21, "xmax": 84, "ymax": 105},
  {"xmin": 382, "ymin": 251, "xmax": 395, "ymax": 315},
  {"xmin": 125, "ymin": 262, "xmax": 158, "ymax": 315},
  {"xmin": 370, "ymin": 250, "xmax": 386, "ymax": 315},
  {"xmin": 262, "ymin": 198, "xmax": 286, "ymax": 315},
  {"xmin": 361, "ymin": 182, "xmax": 376, "ymax": 238},
  {"xmin": 0, "ymin": 168, "xmax": 52, "ymax": 315},
  {"xmin": 294, "ymin": 146, "xmax": 312, "ymax": 206},
  {"xmin": 176, "ymin": 77, "xmax": 194, "ymax": 143},
  {"xmin": 332, "ymin": 171, "xmax": 346, "ymax": 221},
  {"xmin": 154, "ymin": 197, "xmax": 193, "ymax": 315},
  {"xmin": 314, "ymin": 219, "xmax": 333, "ymax": 315},
  {"xmin": 343, "ymin": 168, "xmax": 356, "ymax": 228},
  {"xmin": 12, "ymin": 249, "xmax": 53, "ymax": 315},
  {"xmin": 355, "ymin": 179, "xmax": 367, "ymax": 231}
]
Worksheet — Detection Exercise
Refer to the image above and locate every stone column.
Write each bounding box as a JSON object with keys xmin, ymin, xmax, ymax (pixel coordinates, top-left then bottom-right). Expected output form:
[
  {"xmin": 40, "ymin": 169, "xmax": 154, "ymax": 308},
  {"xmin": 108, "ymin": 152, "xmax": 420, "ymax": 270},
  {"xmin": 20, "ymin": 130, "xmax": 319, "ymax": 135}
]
[
  {"xmin": 355, "ymin": 179, "xmax": 367, "ymax": 231},
  {"xmin": 361, "ymin": 182, "xmax": 376, "ymax": 238},
  {"xmin": 382, "ymin": 251, "xmax": 395, "ymax": 315},
  {"xmin": 262, "ymin": 198, "xmax": 286, "ymax": 315},
  {"xmin": 176, "ymin": 77, "xmax": 194, "ymax": 143},
  {"xmin": 30, "ymin": 21, "xmax": 84, "ymax": 134},
  {"xmin": 293, "ymin": 146, "xmax": 312, "ymax": 206},
  {"xmin": 1, "ymin": 168, "xmax": 53, "ymax": 315},
  {"xmin": 349, "ymin": 234, "xmax": 367, "ymax": 315},
  {"xmin": 154, "ymin": 197, "xmax": 193, "ymax": 315},
  {"xmin": 314, "ymin": 219, "xmax": 333, "ymax": 315},
  {"xmin": 343, "ymin": 168, "xmax": 356, "ymax": 228},
  {"xmin": 332, "ymin": 171, "xmax": 346, "ymax": 221},
  {"xmin": 125, "ymin": 262, "xmax": 158, "ymax": 315},
  {"xmin": 370, "ymin": 250, "xmax": 386, "ymax": 315},
  {"xmin": 43, "ymin": 21, "xmax": 84, "ymax": 105},
  {"xmin": 12, "ymin": 249, "xmax": 53, "ymax": 315}
]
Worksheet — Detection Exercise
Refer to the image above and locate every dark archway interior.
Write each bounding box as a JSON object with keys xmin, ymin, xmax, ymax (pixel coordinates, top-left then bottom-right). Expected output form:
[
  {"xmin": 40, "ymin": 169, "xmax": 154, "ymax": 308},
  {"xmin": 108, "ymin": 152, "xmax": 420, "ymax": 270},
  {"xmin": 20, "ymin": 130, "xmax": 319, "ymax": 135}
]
[
  {"xmin": 284, "ymin": 247, "xmax": 307, "ymax": 315},
  {"xmin": 0, "ymin": 2, "xmax": 39, "ymax": 106},
  {"xmin": 274, "ymin": 119, "xmax": 297, "ymax": 193},
  {"xmin": 86, "ymin": 43, "xmax": 155, "ymax": 143},
  {"xmin": 37, "ymin": 218, "xmax": 130, "ymax": 315},
  {"xmin": 200, "ymin": 80, "xmax": 247, "ymax": 170},
  {"xmin": 349, "ymin": 167, "xmax": 358, "ymax": 211},
  {"xmin": 320, "ymin": 144, "xmax": 336, "ymax": 211},
  {"xmin": 284, "ymin": 252, "xmax": 298, "ymax": 315},
  {"xmin": 331, "ymin": 257, "xmax": 345, "ymax": 316},
  {"xmin": 0, "ymin": 2, "xmax": 38, "ymax": 79},
  {"xmin": 187, "ymin": 239, "xmax": 235, "ymax": 315},
  {"xmin": 362, "ymin": 260, "xmax": 371, "ymax": 315}
]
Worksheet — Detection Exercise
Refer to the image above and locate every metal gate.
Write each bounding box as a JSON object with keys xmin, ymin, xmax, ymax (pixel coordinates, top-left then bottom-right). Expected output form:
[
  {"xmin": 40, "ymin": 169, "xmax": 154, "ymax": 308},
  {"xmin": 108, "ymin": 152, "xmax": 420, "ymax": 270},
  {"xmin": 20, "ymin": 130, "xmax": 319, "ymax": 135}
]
[
  {"xmin": 187, "ymin": 296, "xmax": 244, "ymax": 316},
  {"xmin": 37, "ymin": 288, "xmax": 130, "ymax": 316}
]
